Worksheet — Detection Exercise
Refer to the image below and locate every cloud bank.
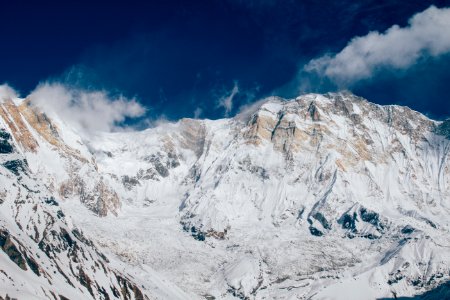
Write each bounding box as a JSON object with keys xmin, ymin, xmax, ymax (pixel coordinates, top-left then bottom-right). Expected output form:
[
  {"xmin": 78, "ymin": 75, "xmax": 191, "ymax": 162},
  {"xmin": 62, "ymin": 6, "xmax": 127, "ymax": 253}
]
[
  {"xmin": 29, "ymin": 83, "xmax": 145, "ymax": 133},
  {"xmin": 305, "ymin": 5, "xmax": 450, "ymax": 85}
]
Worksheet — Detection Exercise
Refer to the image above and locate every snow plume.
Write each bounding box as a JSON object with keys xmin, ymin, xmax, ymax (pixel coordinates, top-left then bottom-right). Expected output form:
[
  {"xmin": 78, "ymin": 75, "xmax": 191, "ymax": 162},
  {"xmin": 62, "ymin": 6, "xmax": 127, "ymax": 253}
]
[
  {"xmin": 193, "ymin": 107, "xmax": 203, "ymax": 119},
  {"xmin": 29, "ymin": 83, "xmax": 145, "ymax": 133},
  {"xmin": 0, "ymin": 84, "xmax": 19, "ymax": 102},
  {"xmin": 305, "ymin": 5, "xmax": 450, "ymax": 85},
  {"xmin": 217, "ymin": 82, "xmax": 239, "ymax": 117},
  {"xmin": 235, "ymin": 97, "xmax": 270, "ymax": 122}
]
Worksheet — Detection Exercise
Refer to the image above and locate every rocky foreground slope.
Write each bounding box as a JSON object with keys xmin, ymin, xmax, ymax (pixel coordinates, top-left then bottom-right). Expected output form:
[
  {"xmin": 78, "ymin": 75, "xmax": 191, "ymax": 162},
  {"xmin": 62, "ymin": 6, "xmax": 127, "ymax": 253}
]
[{"xmin": 1, "ymin": 91, "xmax": 450, "ymax": 299}]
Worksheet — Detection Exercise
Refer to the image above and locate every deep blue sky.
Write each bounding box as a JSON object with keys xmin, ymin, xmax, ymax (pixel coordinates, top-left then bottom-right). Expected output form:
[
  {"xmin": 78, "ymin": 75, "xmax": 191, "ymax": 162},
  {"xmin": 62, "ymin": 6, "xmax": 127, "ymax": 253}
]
[{"xmin": 1, "ymin": 0, "xmax": 449, "ymax": 120}]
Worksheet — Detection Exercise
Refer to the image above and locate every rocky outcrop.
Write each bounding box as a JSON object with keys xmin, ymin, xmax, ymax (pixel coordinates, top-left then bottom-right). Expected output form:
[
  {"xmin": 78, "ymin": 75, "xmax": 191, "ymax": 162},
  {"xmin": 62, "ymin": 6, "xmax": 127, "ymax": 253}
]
[
  {"xmin": 59, "ymin": 176, "xmax": 120, "ymax": 216},
  {"xmin": 435, "ymin": 119, "xmax": 450, "ymax": 139},
  {"xmin": 0, "ymin": 129, "xmax": 13, "ymax": 154},
  {"xmin": 0, "ymin": 99, "xmax": 39, "ymax": 152}
]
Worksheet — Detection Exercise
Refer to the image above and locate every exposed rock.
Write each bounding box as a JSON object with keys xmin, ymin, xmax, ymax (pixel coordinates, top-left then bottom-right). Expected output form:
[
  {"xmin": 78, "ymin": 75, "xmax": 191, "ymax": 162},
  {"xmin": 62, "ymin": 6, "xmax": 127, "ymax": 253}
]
[
  {"xmin": 122, "ymin": 175, "xmax": 141, "ymax": 190},
  {"xmin": 0, "ymin": 99, "xmax": 39, "ymax": 152},
  {"xmin": 178, "ymin": 118, "xmax": 206, "ymax": 158},
  {"xmin": 435, "ymin": 119, "xmax": 450, "ymax": 139},
  {"xmin": 0, "ymin": 128, "xmax": 13, "ymax": 154},
  {"xmin": 59, "ymin": 176, "xmax": 120, "ymax": 216},
  {"xmin": 0, "ymin": 230, "xmax": 27, "ymax": 270},
  {"xmin": 308, "ymin": 101, "xmax": 321, "ymax": 121},
  {"xmin": 2, "ymin": 159, "xmax": 27, "ymax": 176}
]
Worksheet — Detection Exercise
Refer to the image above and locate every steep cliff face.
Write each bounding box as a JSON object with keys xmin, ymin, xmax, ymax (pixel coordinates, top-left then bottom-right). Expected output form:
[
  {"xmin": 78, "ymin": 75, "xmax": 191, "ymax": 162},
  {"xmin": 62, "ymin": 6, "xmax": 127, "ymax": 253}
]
[{"xmin": 1, "ymin": 92, "xmax": 450, "ymax": 299}]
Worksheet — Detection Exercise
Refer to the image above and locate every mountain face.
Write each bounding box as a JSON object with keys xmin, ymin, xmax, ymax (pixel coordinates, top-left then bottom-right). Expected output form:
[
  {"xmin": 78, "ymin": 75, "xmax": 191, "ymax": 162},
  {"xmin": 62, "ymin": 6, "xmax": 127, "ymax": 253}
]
[
  {"xmin": 0, "ymin": 100, "xmax": 150, "ymax": 300},
  {"xmin": 1, "ymin": 92, "xmax": 450, "ymax": 299}
]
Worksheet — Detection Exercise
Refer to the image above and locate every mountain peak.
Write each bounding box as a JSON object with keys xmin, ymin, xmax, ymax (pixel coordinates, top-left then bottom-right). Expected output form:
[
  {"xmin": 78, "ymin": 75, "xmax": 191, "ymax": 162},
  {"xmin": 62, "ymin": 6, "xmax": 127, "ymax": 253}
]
[{"xmin": 1, "ymin": 91, "xmax": 450, "ymax": 299}]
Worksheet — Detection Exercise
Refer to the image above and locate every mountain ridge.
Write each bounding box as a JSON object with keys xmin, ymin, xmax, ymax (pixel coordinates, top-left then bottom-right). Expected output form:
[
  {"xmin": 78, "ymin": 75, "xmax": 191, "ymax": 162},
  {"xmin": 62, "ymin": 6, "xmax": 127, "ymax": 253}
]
[{"xmin": 1, "ymin": 91, "xmax": 450, "ymax": 299}]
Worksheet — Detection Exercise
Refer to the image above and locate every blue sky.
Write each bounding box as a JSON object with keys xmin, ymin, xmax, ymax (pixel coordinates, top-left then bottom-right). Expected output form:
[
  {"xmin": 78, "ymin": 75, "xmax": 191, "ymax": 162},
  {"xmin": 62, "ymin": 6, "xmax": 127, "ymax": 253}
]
[{"xmin": 1, "ymin": 0, "xmax": 449, "ymax": 122}]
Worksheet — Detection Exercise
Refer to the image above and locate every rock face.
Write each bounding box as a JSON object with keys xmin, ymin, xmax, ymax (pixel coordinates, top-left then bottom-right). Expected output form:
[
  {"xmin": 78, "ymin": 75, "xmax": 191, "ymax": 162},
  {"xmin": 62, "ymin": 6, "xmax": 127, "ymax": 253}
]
[{"xmin": 1, "ymin": 92, "xmax": 450, "ymax": 299}]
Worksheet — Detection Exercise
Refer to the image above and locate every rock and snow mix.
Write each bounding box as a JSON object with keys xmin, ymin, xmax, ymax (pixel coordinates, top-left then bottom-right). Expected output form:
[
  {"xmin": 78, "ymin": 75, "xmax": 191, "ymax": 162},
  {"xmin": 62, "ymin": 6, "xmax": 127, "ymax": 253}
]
[{"xmin": 0, "ymin": 91, "xmax": 450, "ymax": 299}]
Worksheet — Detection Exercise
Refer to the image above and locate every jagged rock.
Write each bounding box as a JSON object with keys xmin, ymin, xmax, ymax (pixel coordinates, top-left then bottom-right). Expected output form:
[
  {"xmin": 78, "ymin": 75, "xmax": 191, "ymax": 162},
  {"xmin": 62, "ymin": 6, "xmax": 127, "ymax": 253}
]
[
  {"xmin": 59, "ymin": 177, "xmax": 120, "ymax": 216},
  {"xmin": 2, "ymin": 159, "xmax": 27, "ymax": 176},
  {"xmin": 0, "ymin": 129, "xmax": 13, "ymax": 154},
  {"xmin": 0, "ymin": 230, "xmax": 27, "ymax": 270},
  {"xmin": 435, "ymin": 119, "xmax": 450, "ymax": 139}
]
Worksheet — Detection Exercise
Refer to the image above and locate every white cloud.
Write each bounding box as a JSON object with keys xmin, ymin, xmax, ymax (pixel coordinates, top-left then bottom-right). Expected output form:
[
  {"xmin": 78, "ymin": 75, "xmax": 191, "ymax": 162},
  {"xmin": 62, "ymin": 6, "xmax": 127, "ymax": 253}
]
[
  {"xmin": 29, "ymin": 83, "xmax": 145, "ymax": 133},
  {"xmin": 217, "ymin": 82, "xmax": 239, "ymax": 117},
  {"xmin": 305, "ymin": 5, "xmax": 450, "ymax": 85},
  {"xmin": 235, "ymin": 97, "xmax": 270, "ymax": 122},
  {"xmin": 193, "ymin": 107, "xmax": 203, "ymax": 119},
  {"xmin": 0, "ymin": 84, "xmax": 19, "ymax": 102}
]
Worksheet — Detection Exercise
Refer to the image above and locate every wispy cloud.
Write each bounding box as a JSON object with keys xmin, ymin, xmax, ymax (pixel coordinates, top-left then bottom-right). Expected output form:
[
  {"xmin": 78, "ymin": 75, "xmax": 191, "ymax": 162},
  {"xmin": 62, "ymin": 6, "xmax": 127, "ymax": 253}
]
[
  {"xmin": 235, "ymin": 97, "xmax": 270, "ymax": 122},
  {"xmin": 305, "ymin": 5, "xmax": 450, "ymax": 85},
  {"xmin": 193, "ymin": 107, "xmax": 203, "ymax": 119},
  {"xmin": 0, "ymin": 84, "xmax": 19, "ymax": 102},
  {"xmin": 217, "ymin": 82, "xmax": 239, "ymax": 117},
  {"xmin": 29, "ymin": 83, "xmax": 146, "ymax": 134}
]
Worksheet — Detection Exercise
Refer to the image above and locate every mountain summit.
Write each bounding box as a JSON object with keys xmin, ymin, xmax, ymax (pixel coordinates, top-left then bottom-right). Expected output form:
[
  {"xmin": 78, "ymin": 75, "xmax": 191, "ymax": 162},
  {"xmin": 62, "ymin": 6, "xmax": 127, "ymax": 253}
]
[{"xmin": 1, "ymin": 92, "xmax": 449, "ymax": 299}]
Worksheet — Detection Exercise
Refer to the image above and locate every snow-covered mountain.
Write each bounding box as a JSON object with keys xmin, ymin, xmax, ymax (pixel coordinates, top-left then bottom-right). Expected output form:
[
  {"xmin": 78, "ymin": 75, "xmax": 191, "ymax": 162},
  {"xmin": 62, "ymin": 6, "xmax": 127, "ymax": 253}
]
[{"xmin": 1, "ymin": 91, "xmax": 450, "ymax": 299}]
